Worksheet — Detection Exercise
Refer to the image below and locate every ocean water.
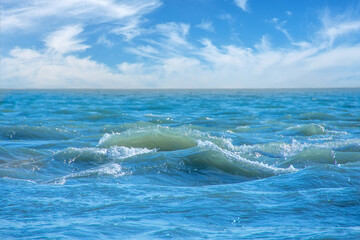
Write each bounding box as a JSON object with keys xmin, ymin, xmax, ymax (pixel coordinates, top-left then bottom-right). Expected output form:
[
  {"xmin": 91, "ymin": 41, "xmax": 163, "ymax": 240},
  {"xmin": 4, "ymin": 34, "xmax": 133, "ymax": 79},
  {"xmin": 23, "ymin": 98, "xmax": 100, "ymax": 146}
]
[{"xmin": 0, "ymin": 89, "xmax": 359, "ymax": 239}]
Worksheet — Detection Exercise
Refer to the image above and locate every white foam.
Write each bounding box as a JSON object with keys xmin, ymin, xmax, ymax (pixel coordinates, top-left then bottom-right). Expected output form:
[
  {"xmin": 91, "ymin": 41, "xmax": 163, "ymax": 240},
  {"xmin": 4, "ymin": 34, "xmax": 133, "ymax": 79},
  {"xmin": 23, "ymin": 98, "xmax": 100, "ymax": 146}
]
[
  {"xmin": 235, "ymin": 139, "xmax": 307, "ymax": 158},
  {"xmin": 45, "ymin": 163, "xmax": 126, "ymax": 185},
  {"xmin": 97, "ymin": 133, "xmax": 113, "ymax": 146},
  {"xmin": 70, "ymin": 163, "xmax": 125, "ymax": 178},
  {"xmin": 107, "ymin": 146, "xmax": 154, "ymax": 159},
  {"xmin": 64, "ymin": 146, "xmax": 153, "ymax": 162},
  {"xmin": 196, "ymin": 140, "xmax": 298, "ymax": 175}
]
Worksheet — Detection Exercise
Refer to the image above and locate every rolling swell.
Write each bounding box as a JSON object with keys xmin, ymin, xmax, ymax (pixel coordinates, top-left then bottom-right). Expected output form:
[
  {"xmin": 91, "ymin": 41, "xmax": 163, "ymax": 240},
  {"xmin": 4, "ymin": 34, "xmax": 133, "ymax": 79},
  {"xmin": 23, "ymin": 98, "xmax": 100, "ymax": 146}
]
[
  {"xmin": 46, "ymin": 146, "xmax": 153, "ymax": 184},
  {"xmin": 44, "ymin": 126, "xmax": 299, "ymax": 185},
  {"xmin": 43, "ymin": 123, "xmax": 360, "ymax": 185},
  {"xmin": 186, "ymin": 140, "xmax": 296, "ymax": 178},
  {"xmin": 4, "ymin": 123, "xmax": 360, "ymax": 186},
  {"xmin": 52, "ymin": 146, "xmax": 153, "ymax": 164},
  {"xmin": 97, "ymin": 125, "xmax": 233, "ymax": 151},
  {"xmin": 284, "ymin": 124, "xmax": 327, "ymax": 136},
  {"xmin": 0, "ymin": 125, "xmax": 76, "ymax": 140}
]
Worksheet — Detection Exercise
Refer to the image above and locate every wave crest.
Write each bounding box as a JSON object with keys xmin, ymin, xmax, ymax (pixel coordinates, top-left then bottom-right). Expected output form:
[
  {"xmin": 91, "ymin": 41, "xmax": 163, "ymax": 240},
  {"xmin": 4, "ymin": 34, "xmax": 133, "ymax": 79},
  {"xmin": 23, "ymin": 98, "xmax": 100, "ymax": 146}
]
[
  {"xmin": 52, "ymin": 146, "xmax": 153, "ymax": 164},
  {"xmin": 285, "ymin": 124, "xmax": 327, "ymax": 136},
  {"xmin": 190, "ymin": 140, "xmax": 297, "ymax": 178},
  {"xmin": 97, "ymin": 126, "xmax": 233, "ymax": 151}
]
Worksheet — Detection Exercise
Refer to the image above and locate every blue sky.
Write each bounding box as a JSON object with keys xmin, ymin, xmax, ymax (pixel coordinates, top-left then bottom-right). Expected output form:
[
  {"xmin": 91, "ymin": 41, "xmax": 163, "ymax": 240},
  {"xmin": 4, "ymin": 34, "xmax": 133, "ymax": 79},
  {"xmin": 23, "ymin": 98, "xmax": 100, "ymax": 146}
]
[{"xmin": 1, "ymin": 0, "xmax": 360, "ymax": 88}]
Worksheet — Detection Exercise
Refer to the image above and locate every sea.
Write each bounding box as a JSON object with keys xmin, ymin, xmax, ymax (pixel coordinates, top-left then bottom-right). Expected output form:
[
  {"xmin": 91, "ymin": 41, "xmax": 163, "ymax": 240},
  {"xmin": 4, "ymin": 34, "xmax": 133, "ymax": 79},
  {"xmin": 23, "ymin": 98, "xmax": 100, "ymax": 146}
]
[{"xmin": 0, "ymin": 89, "xmax": 359, "ymax": 239}]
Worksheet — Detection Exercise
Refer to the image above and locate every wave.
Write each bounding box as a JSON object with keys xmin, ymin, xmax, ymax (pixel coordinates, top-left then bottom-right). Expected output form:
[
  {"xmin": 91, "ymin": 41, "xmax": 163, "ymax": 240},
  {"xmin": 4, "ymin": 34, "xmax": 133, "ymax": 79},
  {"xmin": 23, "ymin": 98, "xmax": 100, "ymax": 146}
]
[
  {"xmin": 235, "ymin": 139, "xmax": 360, "ymax": 168},
  {"xmin": 44, "ymin": 146, "xmax": 153, "ymax": 184},
  {"xmin": 278, "ymin": 148, "xmax": 360, "ymax": 168},
  {"xmin": 0, "ymin": 125, "xmax": 76, "ymax": 140},
  {"xmin": 0, "ymin": 146, "xmax": 51, "ymax": 164},
  {"xmin": 28, "ymin": 125, "xmax": 360, "ymax": 185},
  {"xmin": 46, "ymin": 133, "xmax": 297, "ymax": 184},
  {"xmin": 44, "ymin": 163, "xmax": 125, "ymax": 185},
  {"xmin": 187, "ymin": 140, "xmax": 297, "ymax": 178},
  {"xmin": 296, "ymin": 112, "xmax": 336, "ymax": 120},
  {"xmin": 284, "ymin": 124, "xmax": 327, "ymax": 136},
  {"xmin": 100, "ymin": 121, "xmax": 156, "ymax": 133},
  {"xmin": 145, "ymin": 114, "xmax": 177, "ymax": 124},
  {"xmin": 236, "ymin": 138, "xmax": 360, "ymax": 156},
  {"xmin": 97, "ymin": 125, "xmax": 233, "ymax": 151},
  {"xmin": 52, "ymin": 146, "xmax": 153, "ymax": 164}
]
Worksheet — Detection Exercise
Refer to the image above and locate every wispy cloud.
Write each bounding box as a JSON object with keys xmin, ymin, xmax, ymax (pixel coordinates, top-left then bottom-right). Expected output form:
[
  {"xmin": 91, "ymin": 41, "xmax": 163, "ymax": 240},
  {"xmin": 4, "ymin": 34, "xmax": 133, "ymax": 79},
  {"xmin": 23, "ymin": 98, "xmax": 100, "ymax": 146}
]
[
  {"xmin": 44, "ymin": 25, "xmax": 89, "ymax": 54},
  {"xmin": 267, "ymin": 17, "xmax": 312, "ymax": 48},
  {"xmin": 127, "ymin": 45, "xmax": 160, "ymax": 60},
  {"xmin": 320, "ymin": 17, "xmax": 360, "ymax": 46},
  {"xmin": 1, "ymin": 0, "xmax": 162, "ymax": 32},
  {"xmin": 111, "ymin": 18, "xmax": 144, "ymax": 41},
  {"xmin": 196, "ymin": 19, "xmax": 214, "ymax": 32},
  {"xmin": 97, "ymin": 34, "xmax": 114, "ymax": 48},
  {"xmin": 127, "ymin": 22, "xmax": 192, "ymax": 59},
  {"xmin": 234, "ymin": 0, "xmax": 248, "ymax": 12},
  {"xmin": 268, "ymin": 18, "xmax": 293, "ymax": 42},
  {"xmin": 254, "ymin": 35, "xmax": 271, "ymax": 52},
  {"xmin": 155, "ymin": 22, "xmax": 190, "ymax": 46}
]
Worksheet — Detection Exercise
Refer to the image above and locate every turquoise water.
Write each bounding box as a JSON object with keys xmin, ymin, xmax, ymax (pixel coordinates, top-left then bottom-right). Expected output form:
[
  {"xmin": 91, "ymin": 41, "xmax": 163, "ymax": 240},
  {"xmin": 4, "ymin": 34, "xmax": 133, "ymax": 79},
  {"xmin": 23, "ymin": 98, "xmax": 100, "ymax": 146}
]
[{"xmin": 1, "ymin": 89, "xmax": 359, "ymax": 239}]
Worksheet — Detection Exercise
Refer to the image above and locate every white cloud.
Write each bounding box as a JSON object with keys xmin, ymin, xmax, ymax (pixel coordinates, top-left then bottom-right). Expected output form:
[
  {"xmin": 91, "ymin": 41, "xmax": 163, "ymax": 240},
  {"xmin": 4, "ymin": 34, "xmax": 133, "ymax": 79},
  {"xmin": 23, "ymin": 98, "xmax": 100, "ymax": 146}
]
[
  {"xmin": 1, "ymin": 48, "xmax": 119, "ymax": 88},
  {"xmin": 125, "ymin": 22, "xmax": 192, "ymax": 60},
  {"xmin": 118, "ymin": 62, "xmax": 144, "ymax": 74},
  {"xmin": 195, "ymin": 40, "xmax": 360, "ymax": 87},
  {"xmin": 268, "ymin": 12, "xmax": 360, "ymax": 50},
  {"xmin": 97, "ymin": 34, "xmax": 114, "ymax": 47},
  {"xmin": 254, "ymin": 35, "xmax": 271, "ymax": 51},
  {"xmin": 291, "ymin": 41, "xmax": 311, "ymax": 48},
  {"xmin": 1, "ymin": 26, "xmax": 140, "ymax": 88},
  {"xmin": 1, "ymin": 0, "xmax": 162, "ymax": 32},
  {"xmin": 111, "ymin": 18, "xmax": 144, "ymax": 41},
  {"xmin": 268, "ymin": 18, "xmax": 293, "ymax": 42},
  {"xmin": 44, "ymin": 25, "xmax": 89, "ymax": 54},
  {"xmin": 155, "ymin": 22, "xmax": 190, "ymax": 46},
  {"xmin": 196, "ymin": 19, "xmax": 214, "ymax": 32},
  {"xmin": 322, "ymin": 20, "xmax": 360, "ymax": 46},
  {"xmin": 234, "ymin": 0, "xmax": 248, "ymax": 12},
  {"xmin": 127, "ymin": 45, "xmax": 161, "ymax": 60}
]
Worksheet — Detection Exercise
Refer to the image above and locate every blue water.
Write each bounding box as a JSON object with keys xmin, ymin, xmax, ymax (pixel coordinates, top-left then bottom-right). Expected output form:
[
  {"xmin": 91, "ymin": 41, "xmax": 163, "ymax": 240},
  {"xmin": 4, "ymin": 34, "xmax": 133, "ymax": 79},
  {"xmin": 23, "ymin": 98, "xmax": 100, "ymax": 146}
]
[{"xmin": 1, "ymin": 89, "xmax": 359, "ymax": 239}]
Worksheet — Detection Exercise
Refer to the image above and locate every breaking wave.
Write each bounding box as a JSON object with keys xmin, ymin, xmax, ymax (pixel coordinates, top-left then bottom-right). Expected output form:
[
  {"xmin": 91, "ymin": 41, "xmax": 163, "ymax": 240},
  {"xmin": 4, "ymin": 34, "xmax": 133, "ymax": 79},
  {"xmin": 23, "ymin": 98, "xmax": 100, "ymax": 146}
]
[
  {"xmin": 97, "ymin": 125, "xmax": 233, "ymax": 151},
  {"xmin": 42, "ymin": 125, "xmax": 360, "ymax": 185},
  {"xmin": 52, "ymin": 146, "xmax": 154, "ymax": 164},
  {"xmin": 284, "ymin": 124, "xmax": 327, "ymax": 136}
]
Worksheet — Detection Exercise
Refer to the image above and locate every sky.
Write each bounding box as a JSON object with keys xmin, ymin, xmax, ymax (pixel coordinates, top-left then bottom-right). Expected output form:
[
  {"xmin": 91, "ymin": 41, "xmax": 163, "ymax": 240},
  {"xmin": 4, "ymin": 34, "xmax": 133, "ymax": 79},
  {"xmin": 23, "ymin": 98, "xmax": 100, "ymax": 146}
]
[{"xmin": 1, "ymin": 0, "xmax": 360, "ymax": 89}]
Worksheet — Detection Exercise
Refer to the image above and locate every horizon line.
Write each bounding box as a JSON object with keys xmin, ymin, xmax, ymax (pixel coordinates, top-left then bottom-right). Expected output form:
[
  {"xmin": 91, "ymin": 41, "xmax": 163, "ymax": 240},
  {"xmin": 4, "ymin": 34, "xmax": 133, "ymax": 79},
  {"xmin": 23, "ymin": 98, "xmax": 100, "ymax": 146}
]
[{"xmin": 1, "ymin": 87, "xmax": 360, "ymax": 90}]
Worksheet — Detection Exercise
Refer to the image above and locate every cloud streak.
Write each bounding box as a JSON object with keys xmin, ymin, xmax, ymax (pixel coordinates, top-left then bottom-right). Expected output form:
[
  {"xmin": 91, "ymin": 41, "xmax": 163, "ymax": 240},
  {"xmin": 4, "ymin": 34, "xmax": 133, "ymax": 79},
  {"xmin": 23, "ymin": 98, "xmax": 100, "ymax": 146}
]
[
  {"xmin": 44, "ymin": 25, "xmax": 89, "ymax": 54},
  {"xmin": 1, "ymin": 0, "xmax": 162, "ymax": 32},
  {"xmin": 234, "ymin": 0, "xmax": 248, "ymax": 12},
  {"xmin": 196, "ymin": 19, "xmax": 215, "ymax": 32},
  {"xmin": 322, "ymin": 20, "xmax": 360, "ymax": 46}
]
